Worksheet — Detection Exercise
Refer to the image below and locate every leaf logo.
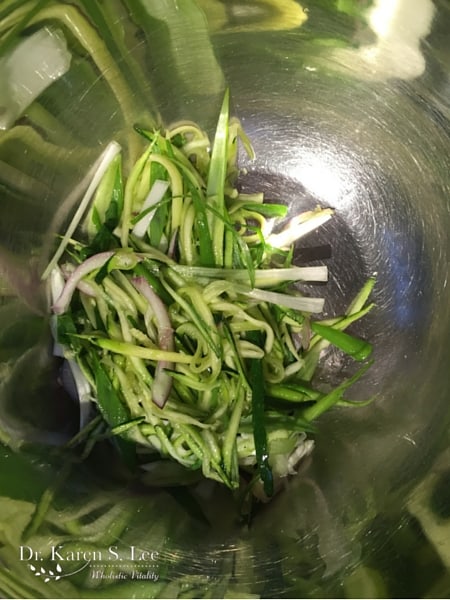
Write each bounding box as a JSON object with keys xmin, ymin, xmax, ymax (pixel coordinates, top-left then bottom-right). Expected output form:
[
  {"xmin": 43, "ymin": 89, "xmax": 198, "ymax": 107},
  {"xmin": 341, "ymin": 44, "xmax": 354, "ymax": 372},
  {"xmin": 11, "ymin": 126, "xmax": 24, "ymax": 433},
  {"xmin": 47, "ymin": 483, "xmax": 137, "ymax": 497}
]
[{"xmin": 28, "ymin": 561, "xmax": 89, "ymax": 583}]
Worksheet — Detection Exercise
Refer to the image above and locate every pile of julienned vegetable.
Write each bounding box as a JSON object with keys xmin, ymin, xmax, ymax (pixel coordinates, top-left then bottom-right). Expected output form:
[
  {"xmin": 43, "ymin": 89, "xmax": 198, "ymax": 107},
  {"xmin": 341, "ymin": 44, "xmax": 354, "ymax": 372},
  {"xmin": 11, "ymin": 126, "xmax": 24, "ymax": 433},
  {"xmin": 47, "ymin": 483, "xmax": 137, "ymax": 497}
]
[{"xmin": 45, "ymin": 91, "xmax": 375, "ymax": 499}]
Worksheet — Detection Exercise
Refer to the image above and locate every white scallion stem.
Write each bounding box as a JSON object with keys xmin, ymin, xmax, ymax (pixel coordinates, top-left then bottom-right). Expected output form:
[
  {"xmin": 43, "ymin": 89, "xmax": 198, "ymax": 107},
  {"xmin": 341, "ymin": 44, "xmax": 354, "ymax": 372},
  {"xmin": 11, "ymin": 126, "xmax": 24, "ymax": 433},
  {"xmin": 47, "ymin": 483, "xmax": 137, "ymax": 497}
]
[
  {"xmin": 132, "ymin": 179, "xmax": 169, "ymax": 239},
  {"xmin": 267, "ymin": 209, "xmax": 334, "ymax": 249},
  {"xmin": 172, "ymin": 265, "xmax": 328, "ymax": 286},
  {"xmin": 41, "ymin": 141, "xmax": 121, "ymax": 281},
  {"xmin": 236, "ymin": 285, "xmax": 325, "ymax": 313}
]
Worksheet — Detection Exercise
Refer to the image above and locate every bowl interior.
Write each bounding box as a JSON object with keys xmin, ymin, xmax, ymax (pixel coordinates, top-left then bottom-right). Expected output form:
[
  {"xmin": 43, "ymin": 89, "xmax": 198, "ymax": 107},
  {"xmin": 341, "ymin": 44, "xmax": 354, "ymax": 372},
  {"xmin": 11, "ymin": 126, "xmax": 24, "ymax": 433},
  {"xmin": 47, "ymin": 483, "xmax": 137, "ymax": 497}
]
[{"xmin": 1, "ymin": 1, "xmax": 450, "ymax": 597}]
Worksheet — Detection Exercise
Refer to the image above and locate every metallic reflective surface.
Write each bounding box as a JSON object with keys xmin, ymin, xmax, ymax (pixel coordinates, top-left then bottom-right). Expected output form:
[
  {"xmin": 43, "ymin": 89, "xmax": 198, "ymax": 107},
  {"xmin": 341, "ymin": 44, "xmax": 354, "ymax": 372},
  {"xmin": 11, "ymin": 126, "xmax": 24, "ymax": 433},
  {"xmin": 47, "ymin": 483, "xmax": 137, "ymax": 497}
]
[{"xmin": 1, "ymin": 1, "xmax": 449, "ymax": 597}]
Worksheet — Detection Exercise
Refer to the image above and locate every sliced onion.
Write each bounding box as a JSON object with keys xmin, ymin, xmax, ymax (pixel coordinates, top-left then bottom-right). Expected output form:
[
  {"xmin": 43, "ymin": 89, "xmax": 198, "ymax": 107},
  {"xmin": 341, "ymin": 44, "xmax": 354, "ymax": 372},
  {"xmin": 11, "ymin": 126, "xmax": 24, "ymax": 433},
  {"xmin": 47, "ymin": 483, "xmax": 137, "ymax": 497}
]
[
  {"xmin": 132, "ymin": 276, "xmax": 174, "ymax": 408},
  {"xmin": 49, "ymin": 266, "xmax": 65, "ymax": 305},
  {"xmin": 131, "ymin": 179, "xmax": 169, "ymax": 239},
  {"xmin": 75, "ymin": 279, "xmax": 97, "ymax": 298},
  {"xmin": 59, "ymin": 263, "xmax": 96, "ymax": 298},
  {"xmin": 52, "ymin": 251, "xmax": 114, "ymax": 315},
  {"xmin": 167, "ymin": 229, "xmax": 178, "ymax": 259}
]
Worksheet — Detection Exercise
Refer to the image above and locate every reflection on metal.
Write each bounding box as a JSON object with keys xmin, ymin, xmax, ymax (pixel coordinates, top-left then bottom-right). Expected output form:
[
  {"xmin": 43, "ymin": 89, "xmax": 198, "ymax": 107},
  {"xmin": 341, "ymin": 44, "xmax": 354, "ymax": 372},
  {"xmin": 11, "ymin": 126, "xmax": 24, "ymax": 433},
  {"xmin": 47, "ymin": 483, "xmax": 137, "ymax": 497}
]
[
  {"xmin": 0, "ymin": 28, "xmax": 71, "ymax": 130},
  {"xmin": 408, "ymin": 448, "xmax": 450, "ymax": 569},
  {"xmin": 197, "ymin": 0, "xmax": 307, "ymax": 32},
  {"xmin": 290, "ymin": 150, "xmax": 349, "ymax": 207},
  {"xmin": 332, "ymin": 0, "xmax": 435, "ymax": 80},
  {"xmin": 138, "ymin": 0, "xmax": 224, "ymax": 97}
]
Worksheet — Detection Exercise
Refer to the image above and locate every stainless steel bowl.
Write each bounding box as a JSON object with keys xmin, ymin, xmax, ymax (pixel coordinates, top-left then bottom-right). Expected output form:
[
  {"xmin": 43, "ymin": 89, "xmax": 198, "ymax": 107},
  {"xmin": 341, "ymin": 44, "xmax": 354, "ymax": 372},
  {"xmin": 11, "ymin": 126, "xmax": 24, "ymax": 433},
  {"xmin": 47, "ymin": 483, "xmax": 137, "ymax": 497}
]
[{"xmin": 1, "ymin": 1, "xmax": 449, "ymax": 597}]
